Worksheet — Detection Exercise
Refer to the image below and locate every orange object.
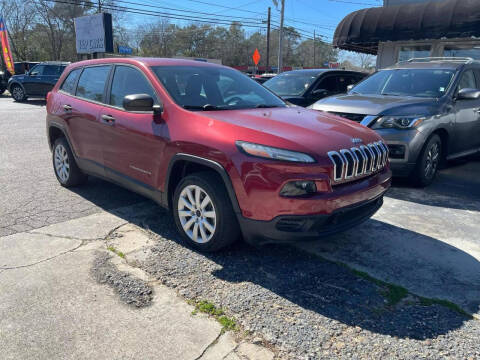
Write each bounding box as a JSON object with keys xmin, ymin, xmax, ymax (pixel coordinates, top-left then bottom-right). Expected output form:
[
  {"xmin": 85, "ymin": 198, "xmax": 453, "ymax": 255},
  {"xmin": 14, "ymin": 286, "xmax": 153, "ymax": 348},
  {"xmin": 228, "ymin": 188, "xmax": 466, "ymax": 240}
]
[
  {"xmin": 252, "ymin": 48, "xmax": 261, "ymax": 66},
  {"xmin": 0, "ymin": 17, "xmax": 14, "ymax": 75}
]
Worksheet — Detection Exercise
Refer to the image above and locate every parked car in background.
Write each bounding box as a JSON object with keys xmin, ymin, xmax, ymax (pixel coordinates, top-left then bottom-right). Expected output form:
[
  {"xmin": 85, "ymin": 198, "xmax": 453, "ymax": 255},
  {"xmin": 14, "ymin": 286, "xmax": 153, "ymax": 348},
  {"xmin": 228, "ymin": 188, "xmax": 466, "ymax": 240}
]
[
  {"xmin": 263, "ymin": 69, "xmax": 366, "ymax": 107},
  {"xmin": 0, "ymin": 69, "xmax": 7, "ymax": 95},
  {"xmin": 8, "ymin": 61, "xmax": 69, "ymax": 101},
  {"xmin": 46, "ymin": 58, "xmax": 390, "ymax": 251},
  {"xmin": 310, "ymin": 57, "xmax": 480, "ymax": 186},
  {"xmin": 251, "ymin": 73, "xmax": 276, "ymax": 84}
]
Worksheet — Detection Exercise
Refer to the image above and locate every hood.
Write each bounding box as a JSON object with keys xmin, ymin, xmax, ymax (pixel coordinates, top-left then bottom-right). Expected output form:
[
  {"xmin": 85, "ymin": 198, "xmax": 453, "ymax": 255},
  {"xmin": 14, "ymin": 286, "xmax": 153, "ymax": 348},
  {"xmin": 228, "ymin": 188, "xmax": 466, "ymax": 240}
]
[
  {"xmin": 311, "ymin": 94, "xmax": 441, "ymax": 117},
  {"xmin": 197, "ymin": 107, "xmax": 381, "ymax": 159}
]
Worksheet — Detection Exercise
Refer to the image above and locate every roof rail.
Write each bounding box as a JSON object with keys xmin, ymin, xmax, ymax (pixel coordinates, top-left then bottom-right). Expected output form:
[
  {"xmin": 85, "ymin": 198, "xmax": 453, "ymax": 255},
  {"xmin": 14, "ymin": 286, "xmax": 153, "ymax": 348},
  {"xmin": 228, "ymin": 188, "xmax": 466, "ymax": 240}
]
[{"xmin": 398, "ymin": 57, "xmax": 476, "ymax": 64}]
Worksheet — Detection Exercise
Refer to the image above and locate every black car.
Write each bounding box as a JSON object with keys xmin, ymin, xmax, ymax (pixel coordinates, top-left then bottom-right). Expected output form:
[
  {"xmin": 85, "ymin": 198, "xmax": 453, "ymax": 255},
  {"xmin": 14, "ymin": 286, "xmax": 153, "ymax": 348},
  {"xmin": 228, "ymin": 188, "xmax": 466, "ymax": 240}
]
[
  {"xmin": 311, "ymin": 57, "xmax": 480, "ymax": 186},
  {"xmin": 8, "ymin": 61, "xmax": 69, "ymax": 102},
  {"xmin": 263, "ymin": 69, "xmax": 366, "ymax": 107}
]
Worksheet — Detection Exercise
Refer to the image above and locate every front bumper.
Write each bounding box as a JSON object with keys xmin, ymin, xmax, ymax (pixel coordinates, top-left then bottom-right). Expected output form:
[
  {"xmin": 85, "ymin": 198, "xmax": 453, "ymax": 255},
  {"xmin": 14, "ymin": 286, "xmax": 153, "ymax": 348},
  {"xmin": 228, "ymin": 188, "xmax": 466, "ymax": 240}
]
[
  {"xmin": 375, "ymin": 128, "xmax": 427, "ymax": 177},
  {"xmin": 239, "ymin": 193, "xmax": 385, "ymax": 245}
]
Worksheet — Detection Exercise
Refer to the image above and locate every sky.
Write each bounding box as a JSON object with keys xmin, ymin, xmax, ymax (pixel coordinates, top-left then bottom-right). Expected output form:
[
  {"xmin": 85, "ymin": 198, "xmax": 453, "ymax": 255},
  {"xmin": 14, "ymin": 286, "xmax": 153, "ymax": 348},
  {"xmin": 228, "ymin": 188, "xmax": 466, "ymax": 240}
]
[{"xmin": 124, "ymin": 0, "xmax": 383, "ymax": 43}]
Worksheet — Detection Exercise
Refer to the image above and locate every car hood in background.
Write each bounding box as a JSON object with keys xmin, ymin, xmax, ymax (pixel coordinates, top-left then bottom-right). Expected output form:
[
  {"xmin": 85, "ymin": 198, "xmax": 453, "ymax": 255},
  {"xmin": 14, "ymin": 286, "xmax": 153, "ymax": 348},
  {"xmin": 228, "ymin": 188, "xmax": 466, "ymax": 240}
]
[{"xmin": 311, "ymin": 94, "xmax": 441, "ymax": 116}]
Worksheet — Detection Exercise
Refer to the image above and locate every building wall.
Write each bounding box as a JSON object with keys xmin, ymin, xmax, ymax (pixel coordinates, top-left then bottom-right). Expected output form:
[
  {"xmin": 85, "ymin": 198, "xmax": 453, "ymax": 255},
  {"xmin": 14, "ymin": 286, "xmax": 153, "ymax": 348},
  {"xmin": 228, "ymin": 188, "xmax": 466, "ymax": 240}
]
[{"xmin": 384, "ymin": 0, "xmax": 443, "ymax": 5}]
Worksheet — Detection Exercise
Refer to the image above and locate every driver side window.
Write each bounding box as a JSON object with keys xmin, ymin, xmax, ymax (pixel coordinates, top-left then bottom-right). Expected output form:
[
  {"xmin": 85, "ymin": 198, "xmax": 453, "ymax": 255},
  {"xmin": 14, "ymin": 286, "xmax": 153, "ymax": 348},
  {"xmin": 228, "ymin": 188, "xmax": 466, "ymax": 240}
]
[
  {"xmin": 457, "ymin": 70, "xmax": 477, "ymax": 91},
  {"xmin": 30, "ymin": 65, "xmax": 46, "ymax": 76},
  {"xmin": 313, "ymin": 76, "xmax": 337, "ymax": 94}
]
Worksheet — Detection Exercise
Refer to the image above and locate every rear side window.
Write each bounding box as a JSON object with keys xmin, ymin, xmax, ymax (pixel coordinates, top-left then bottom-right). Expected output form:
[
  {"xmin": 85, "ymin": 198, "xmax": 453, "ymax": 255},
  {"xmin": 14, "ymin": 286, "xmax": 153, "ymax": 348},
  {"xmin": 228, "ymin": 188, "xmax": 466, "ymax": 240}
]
[
  {"xmin": 109, "ymin": 65, "xmax": 157, "ymax": 108},
  {"xmin": 60, "ymin": 68, "xmax": 81, "ymax": 95},
  {"xmin": 44, "ymin": 65, "xmax": 65, "ymax": 76},
  {"xmin": 76, "ymin": 66, "xmax": 111, "ymax": 103}
]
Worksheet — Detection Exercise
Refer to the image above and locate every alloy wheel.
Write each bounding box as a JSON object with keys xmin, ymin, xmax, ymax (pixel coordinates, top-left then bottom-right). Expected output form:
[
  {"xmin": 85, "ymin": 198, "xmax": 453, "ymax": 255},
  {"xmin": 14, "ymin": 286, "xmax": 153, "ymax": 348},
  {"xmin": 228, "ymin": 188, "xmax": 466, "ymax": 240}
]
[
  {"xmin": 177, "ymin": 185, "xmax": 217, "ymax": 243},
  {"xmin": 54, "ymin": 144, "xmax": 70, "ymax": 183},
  {"xmin": 424, "ymin": 142, "xmax": 440, "ymax": 179},
  {"xmin": 12, "ymin": 86, "xmax": 24, "ymax": 101}
]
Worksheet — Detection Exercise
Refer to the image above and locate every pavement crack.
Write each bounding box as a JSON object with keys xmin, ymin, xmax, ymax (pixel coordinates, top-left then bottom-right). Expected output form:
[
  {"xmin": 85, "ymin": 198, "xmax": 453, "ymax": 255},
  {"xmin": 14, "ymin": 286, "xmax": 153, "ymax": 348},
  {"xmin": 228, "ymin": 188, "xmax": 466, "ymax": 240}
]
[
  {"xmin": 0, "ymin": 242, "xmax": 84, "ymax": 271},
  {"xmin": 194, "ymin": 332, "xmax": 223, "ymax": 360}
]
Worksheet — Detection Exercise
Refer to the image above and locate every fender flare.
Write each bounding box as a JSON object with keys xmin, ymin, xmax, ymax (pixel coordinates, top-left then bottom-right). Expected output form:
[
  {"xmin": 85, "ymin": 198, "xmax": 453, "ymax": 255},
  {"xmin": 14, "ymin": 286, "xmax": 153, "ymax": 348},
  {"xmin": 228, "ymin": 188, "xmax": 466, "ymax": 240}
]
[
  {"xmin": 7, "ymin": 81, "xmax": 26, "ymax": 94},
  {"xmin": 165, "ymin": 153, "xmax": 241, "ymax": 214},
  {"xmin": 47, "ymin": 122, "xmax": 76, "ymax": 156}
]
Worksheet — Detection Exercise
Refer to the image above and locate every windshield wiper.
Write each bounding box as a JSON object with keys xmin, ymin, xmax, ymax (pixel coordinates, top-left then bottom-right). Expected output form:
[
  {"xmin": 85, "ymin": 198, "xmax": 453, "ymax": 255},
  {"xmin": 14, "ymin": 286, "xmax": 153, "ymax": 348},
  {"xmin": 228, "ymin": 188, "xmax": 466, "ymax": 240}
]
[
  {"xmin": 183, "ymin": 104, "xmax": 225, "ymax": 111},
  {"xmin": 255, "ymin": 104, "xmax": 281, "ymax": 108}
]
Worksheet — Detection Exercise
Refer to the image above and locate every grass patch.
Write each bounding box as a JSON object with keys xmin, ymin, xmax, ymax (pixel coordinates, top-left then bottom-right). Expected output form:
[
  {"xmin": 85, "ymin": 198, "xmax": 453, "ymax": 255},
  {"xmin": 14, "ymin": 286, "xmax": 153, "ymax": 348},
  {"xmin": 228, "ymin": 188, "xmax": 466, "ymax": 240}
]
[
  {"xmin": 191, "ymin": 300, "xmax": 238, "ymax": 332},
  {"xmin": 107, "ymin": 246, "xmax": 125, "ymax": 259},
  {"xmin": 419, "ymin": 297, "xmax": 472, "ymax": 318},
  {"xmin": 352, "ymin": 269, "xmax": 408, "ymax": 306}
]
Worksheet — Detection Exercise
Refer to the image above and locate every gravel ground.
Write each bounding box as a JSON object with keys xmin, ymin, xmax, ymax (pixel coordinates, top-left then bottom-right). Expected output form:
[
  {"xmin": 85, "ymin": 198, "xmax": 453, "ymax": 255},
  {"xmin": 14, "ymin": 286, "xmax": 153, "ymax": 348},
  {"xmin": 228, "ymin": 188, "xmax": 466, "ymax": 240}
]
[
  {"xmin": 129, "ymin": 211, "xmax": 480, "ymax": 360},
  {"xmin": 91, "ymin": 251, "xmax": 153, "ymax": 307}
]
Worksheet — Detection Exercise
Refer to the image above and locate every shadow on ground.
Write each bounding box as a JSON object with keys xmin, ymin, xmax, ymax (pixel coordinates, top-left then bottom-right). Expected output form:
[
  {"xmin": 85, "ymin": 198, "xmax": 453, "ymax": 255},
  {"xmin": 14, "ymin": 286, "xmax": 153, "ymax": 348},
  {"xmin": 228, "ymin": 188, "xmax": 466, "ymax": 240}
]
[{"xmin": 388, "ymin": 158, "xmax": 480, "ymax": 211}]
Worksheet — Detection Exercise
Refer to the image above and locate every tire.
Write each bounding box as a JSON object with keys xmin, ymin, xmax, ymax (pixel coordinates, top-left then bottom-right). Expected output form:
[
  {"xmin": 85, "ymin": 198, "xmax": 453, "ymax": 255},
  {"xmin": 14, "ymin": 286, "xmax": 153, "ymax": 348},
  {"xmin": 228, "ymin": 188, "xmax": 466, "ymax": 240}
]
[
  {"xmin": 11, "ymin": 84, "xmax": 27, "ymax": 102},
  {"xmin": 52, "ymin": 137, "xmax": 88, "ymax": 187},
  {"xmin": 172, "ymin": 172, "xmax": 240, "ymax": 252},
  {"xmin": 411, "ymin": 134, "xmax": 442, "ymax": 187}
]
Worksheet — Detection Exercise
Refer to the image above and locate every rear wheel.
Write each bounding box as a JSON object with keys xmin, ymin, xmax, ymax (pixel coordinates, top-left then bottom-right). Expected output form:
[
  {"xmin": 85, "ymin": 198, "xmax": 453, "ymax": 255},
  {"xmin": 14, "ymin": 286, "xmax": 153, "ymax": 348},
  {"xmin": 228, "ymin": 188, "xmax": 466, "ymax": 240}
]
[
  {"xmin": 411, "ymin": 134, "xmax": 442, "ymax": 187},
  {"xmin": 11, "ymin": 84, "xmax": 27, "ymax": 102},
  {"xmin": 173, "ymin": 172, "xmax": 240, "ymax": 252},
  {"xmin": 52, "ymin": 137, "xmax": 88, "ymax": 187}
]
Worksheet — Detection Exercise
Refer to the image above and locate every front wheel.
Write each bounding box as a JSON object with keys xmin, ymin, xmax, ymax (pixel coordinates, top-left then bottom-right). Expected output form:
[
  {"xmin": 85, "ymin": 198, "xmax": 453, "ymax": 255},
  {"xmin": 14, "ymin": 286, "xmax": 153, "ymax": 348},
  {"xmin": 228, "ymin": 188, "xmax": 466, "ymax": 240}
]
[
  {"xmin": 11, "ymin": 84, "xmax": 27, "ymax": 102},
  {"xmin": 411, "ymin": 134, "xmax": 442, "ymax": 187},
  {"xmin": 173, "ymin": 172, "xmax": 240, "ymax": 252}
]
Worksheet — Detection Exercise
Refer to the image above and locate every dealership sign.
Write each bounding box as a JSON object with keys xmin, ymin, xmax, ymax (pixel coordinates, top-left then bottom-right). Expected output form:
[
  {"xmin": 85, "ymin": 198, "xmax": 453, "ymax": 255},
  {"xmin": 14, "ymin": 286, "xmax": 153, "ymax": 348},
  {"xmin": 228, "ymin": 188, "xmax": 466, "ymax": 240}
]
[{"xmin": 74, "ymin": 13, "xmax": 113, "ymax": 54}]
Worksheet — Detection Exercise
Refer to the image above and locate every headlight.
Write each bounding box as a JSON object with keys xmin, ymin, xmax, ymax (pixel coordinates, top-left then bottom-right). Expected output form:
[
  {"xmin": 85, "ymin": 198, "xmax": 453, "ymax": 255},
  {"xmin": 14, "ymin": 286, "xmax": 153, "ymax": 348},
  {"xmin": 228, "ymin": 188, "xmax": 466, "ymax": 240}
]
[
  {"xmin": 372, "ymin": 116, "xmax": 426, "ymax": 130},
  {"xmin": 236, "ymin": 141, "xmax": 315, "ymax": 163}
]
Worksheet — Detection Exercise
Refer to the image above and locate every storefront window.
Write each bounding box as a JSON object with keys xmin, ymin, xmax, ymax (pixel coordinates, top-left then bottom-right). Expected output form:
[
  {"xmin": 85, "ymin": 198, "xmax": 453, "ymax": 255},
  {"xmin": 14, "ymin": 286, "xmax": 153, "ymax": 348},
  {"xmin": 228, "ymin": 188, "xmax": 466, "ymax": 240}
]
[
  {"xmin": 443, "ymin": 45, "xmax": 480, "ymax": 60},
  {"xmin": 398, "ymin": 45, "xmax": 431, "ymax": 62}
]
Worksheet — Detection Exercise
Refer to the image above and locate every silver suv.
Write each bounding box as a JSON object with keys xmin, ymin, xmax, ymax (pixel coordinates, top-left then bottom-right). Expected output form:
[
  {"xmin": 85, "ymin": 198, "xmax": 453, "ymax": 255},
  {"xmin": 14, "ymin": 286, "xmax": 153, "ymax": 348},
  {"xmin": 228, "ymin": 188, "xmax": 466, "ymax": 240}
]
[{"xmin": 310, "ymin": 57, "xmax": 480, "ymax": 186}]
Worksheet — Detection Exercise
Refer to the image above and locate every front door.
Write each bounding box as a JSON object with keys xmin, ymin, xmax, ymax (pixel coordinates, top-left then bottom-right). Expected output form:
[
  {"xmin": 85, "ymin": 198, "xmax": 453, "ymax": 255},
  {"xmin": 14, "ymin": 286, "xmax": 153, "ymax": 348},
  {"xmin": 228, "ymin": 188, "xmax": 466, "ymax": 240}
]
[
  {"xmin": 101, "ymin": 65, "xmax": 167, "ymax": 189},
  {"xmin": 453, "ymin": 69, "xmax": 480, "ymax": 154},
  {"xmin": 23, "ymin": 64, "xmax": 46, "ymax": 95},
  {"xmin": 40, "ymin": 64, "xmax": 65, "ymax": 96}
]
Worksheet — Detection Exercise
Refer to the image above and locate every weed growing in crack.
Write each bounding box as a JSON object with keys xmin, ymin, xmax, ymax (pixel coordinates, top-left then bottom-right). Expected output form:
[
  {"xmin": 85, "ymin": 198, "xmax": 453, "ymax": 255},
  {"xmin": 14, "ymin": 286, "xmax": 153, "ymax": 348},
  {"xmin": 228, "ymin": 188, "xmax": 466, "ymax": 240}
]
[
  {"xmin": 191, "ymin": 300, "xmax": 238, "ymax": 332},
  {"xmin": 107, "ymin": 246, "xmax": 125, "ymax": 259}
]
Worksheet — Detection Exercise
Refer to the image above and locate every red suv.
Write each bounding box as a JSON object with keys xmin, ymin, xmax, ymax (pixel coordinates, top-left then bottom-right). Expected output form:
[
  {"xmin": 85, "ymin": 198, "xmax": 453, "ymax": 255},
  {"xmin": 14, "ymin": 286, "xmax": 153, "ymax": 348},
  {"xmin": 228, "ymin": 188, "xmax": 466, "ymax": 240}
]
[{"xmin": 46, "ymin": 58, "xmax": 391, "ymax": 251}]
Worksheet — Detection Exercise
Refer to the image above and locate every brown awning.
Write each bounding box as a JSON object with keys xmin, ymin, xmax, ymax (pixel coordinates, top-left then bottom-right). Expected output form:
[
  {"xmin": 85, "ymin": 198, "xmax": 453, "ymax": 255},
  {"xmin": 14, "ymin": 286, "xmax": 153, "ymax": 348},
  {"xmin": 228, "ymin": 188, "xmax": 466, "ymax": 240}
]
[{"xmin": 333, "ymin": 0, "xmax": 480, "ymax": 55}]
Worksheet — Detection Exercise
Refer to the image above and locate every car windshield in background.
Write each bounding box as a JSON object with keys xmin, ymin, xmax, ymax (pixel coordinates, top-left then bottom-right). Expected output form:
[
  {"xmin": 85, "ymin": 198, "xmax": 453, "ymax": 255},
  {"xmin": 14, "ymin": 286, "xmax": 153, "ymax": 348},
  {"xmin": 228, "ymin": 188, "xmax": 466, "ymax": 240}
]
[
  {"xmin": 351, "ymin": 69, "xmax": 455, "ymax": 98},
  {"xmin": 151, "ymin": 66, "xmax": 286, "ymax": 110},
  {"xmin": 263, "ymin": 72, "xmax": 319, "ymax": 96}
]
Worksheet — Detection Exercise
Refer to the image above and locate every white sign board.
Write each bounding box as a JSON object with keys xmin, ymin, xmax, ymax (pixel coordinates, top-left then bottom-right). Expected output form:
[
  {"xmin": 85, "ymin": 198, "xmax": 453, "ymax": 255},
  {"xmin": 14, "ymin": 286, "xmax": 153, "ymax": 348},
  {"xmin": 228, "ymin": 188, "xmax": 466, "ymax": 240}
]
[{"xmin": 74, "ymin": 13, "xmax": 107, "ymax": 54}]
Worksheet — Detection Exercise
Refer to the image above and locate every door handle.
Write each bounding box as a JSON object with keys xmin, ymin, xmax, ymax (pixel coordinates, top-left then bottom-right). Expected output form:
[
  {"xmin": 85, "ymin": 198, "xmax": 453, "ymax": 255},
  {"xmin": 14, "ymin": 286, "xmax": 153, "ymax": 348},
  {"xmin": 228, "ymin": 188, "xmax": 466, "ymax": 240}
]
[
  {"xmin": 101, "ymin": 114, "xmax": 115, "ymax": 125},
  {"xmin": 63, "ymin": 104, "xmax": 72, "ymax": 112}
]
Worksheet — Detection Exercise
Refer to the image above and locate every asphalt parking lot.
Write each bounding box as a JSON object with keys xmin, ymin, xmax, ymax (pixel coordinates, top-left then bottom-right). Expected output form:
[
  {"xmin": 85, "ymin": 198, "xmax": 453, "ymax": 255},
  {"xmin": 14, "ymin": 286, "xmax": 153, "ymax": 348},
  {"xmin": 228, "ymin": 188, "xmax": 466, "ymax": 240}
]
[{"xmin": 1, "ymin": 96, "xmax": 479, "ymax": 359}]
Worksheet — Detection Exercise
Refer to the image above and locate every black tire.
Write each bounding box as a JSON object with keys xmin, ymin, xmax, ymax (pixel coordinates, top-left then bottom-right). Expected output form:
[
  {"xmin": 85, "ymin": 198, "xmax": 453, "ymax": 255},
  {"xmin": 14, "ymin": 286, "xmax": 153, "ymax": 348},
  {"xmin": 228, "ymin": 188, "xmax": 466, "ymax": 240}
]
[
  {"xmin": 411, "ymin": 134, "xmax": 442, "ymax": 187},
  {"xmin": 172, "ymin": 172, "xmax": 240, "ymax": 252},
  {"xmin": 10, "ymin": 84, "xmax": 27, "ymax": 102},
  {"xmin": 52, "ymin": 137, "xmax": 88, "ymax": 187}
]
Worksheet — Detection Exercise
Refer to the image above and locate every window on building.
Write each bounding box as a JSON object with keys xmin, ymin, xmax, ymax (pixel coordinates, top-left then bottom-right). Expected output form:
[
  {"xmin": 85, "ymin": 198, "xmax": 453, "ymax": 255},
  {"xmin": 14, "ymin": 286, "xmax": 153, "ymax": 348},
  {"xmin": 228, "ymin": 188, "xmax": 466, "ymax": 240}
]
[
  {"xmin": 443, "ymin": 45, "xmax": 480, "ymax": 60},
  {"xmin": 398, "ymin": 45, "xmax": 431, "ymax": 62}
]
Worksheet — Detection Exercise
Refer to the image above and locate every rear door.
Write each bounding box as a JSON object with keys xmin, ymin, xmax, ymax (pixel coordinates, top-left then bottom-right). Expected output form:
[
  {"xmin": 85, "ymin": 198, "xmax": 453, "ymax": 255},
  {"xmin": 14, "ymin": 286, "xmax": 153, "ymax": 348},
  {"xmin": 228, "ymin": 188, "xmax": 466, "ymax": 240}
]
[
  {"xmin": 66, "ymin": 65, "xmax": 112, "ymax": 167},
  {"xmin": 101, "ymin": 64, "xmax": 166, "ymax": 188},
  {"xmin": 41, "ymin": 65, "xmax": 65, "ymax": 95},
  {"xmin": 453, "ymin": 69, "xmax": 480, "ymax": 153}
]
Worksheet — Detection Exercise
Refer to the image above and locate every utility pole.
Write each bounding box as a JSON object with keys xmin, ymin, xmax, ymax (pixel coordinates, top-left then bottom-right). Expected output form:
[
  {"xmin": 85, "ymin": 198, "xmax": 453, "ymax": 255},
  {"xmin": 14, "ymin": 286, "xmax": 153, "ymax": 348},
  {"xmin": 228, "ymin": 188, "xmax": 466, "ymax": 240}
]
[
  {"xmin": 277, "ymin": 0, "xmax": 285, "ymax": 74},
  {"xmin": 266, "ymin": 7, "xmax": 271, "ymax": 73},
  {"xmin": 98, "ymin": 0, "xmax": 102, "ymax": 12},
  {"xmin": 313, "ymin": 30, "xmax": 316, "ymax": 68}
]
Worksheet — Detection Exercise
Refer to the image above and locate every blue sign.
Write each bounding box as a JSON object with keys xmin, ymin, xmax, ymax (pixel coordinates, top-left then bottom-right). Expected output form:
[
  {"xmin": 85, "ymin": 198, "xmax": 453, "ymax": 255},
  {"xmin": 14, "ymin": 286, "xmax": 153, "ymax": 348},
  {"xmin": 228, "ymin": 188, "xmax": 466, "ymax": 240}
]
[{"xmin": 118, "ymin": 45, "xmax": 133, "ymax": 55}]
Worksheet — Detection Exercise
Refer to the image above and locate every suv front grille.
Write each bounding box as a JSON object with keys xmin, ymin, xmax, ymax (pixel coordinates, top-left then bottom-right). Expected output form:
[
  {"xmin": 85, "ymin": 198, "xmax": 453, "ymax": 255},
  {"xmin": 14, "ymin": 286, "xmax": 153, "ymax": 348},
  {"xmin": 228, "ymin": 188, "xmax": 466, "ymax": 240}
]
[
  {"xmin": 327, "ymin": 141, "xmax": 388, "ymax": 183},
  {"xmin": 329, "ymin": 112, "xmax": 367, "ymax": 123}
]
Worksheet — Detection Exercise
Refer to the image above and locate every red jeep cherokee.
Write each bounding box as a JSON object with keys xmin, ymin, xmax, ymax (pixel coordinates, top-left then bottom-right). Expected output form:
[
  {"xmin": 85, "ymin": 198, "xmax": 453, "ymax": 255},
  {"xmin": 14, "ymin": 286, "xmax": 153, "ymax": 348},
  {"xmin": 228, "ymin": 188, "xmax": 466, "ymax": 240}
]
[{"xmin": 46, "ymin": 58, "xmax": 391, "ymax": 251}]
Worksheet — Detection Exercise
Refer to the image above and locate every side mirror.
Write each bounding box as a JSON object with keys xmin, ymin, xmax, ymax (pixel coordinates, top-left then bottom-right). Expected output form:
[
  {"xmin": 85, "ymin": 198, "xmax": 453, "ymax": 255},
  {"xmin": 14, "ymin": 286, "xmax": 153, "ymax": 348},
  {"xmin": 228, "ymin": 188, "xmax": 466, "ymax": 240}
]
[
  {"xmin": 123, "ymin": 94, "xmax": 162, "ymax": 113},
  {"xmin": 347, "ymin": 84, "xmax": 355, "ymax": 92},
  {"xmin": 456, "ymin": 88, "xmax": 480, "ymax": 100}
]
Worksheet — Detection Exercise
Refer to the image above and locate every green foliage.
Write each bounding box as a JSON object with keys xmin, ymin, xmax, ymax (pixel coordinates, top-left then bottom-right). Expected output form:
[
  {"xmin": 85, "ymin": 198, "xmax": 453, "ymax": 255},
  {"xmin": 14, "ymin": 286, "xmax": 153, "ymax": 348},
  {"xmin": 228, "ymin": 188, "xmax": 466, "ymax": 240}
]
[
  {"xmin": 191, "ymin": 300, "xmax": 237, "ymax": 332},
  {"xmin": 107, "ymin": 246, "xmax": 125, "ymax": 259}
]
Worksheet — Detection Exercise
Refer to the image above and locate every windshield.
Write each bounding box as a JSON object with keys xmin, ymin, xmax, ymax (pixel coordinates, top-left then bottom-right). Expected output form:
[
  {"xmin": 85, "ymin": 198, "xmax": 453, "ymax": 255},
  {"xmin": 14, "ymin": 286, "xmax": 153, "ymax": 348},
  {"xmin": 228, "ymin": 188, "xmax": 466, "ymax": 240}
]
[
  {"xmin": 351, "ymin": 69, "xmax": 455, "ymax": 98},
  {"xmin": 151, "ymin": 66, "xmax": 286, "ymax": 110},
  {"xmin": 263, "ymin": 72, "xmax": 319, "ymax": 96}
]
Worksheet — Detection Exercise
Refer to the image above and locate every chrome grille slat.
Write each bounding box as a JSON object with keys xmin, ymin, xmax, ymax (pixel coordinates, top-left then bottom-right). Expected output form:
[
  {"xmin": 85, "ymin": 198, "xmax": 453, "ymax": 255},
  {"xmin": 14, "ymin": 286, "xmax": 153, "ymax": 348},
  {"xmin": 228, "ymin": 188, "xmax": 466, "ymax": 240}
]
[{"xmin": 329, "ymin": 141, "xmax": 388, "ymax": 183}]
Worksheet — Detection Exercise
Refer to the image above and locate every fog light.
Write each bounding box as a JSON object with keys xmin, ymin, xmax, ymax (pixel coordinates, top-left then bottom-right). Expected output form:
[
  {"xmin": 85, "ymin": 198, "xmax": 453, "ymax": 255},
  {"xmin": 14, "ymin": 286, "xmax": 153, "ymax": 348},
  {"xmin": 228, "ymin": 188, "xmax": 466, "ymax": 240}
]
[
  {"xmin": 280, "ymin": 180, "xmax": 317, "ymax": 197},
  {"xmin": 388, "ymin": 144, "xmax": 406, "ymax": 159}
]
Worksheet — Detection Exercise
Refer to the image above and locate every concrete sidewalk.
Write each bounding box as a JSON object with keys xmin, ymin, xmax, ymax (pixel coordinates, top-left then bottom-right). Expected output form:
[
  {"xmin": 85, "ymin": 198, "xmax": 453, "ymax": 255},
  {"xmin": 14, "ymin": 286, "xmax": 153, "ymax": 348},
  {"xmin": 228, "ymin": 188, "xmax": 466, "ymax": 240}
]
[{"xmin": 0, "ymin": 209, "xmax": 274, "ymax": 360}]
